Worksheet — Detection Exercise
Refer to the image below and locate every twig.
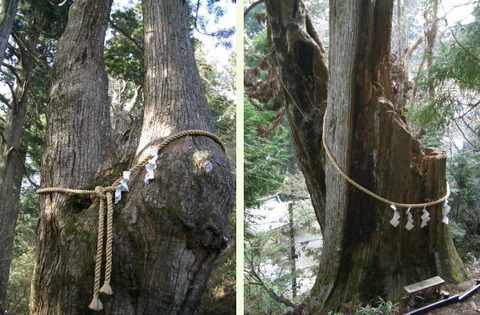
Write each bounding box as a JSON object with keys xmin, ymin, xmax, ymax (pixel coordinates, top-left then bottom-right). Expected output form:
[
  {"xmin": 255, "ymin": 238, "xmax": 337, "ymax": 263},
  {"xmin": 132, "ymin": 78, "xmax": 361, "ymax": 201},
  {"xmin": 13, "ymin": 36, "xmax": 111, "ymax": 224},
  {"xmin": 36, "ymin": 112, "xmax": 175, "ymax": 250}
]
[
  {"xmin": 453, "ymin": 100, "xmax": 480, "ymax": 120},
  {"xmin": 244, "ymin": 0, "xmax": 264, "ymax": 17},
  {"xmin": 245, "ymin": 267, "xmax": 298, "ymax": 308},
  {"xmin": 108, "ymin": 18, "xmax": 143, "ymax": 53},
  {"xmin": 451, "ymin": 117, "xmax": 477, "ymax": 149},
  {"xmin": 450, "ymin": 30, "xmax": 480, "ymax": 64}
]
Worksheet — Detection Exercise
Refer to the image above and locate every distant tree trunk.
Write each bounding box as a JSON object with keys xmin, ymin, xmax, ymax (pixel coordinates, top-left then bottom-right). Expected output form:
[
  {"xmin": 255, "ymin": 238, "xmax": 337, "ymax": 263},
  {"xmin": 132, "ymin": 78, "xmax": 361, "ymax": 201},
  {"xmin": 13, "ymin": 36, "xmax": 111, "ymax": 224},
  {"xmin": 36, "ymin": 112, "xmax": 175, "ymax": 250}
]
[
  {"xmin": 264, "ymin": 0, "xmax": 467, "ymax": 312},
  {"xmin": 0, "ymin": 0, "xmax": 18, "ymax": 63},
  {"xmin": 424, "ymin": 0, "xmax": 439, "ymax": 100},
  {"xmin": 30, "ymin": 0, "xmax": 115, "ymax": 313},
  {"xmin": 30, "ymin": 0, "xmax": 234, "ymax": 313},
  {"xmin": 0, "ymin": 19, "xmax": 40, "ymax": 313},
  {"xmin": 263, "ymin": 0, "xmax": 329, "ymax": 231},
  {"xmin": 288, "ymin": 201, "xmax": 297, "ymax": 298}
]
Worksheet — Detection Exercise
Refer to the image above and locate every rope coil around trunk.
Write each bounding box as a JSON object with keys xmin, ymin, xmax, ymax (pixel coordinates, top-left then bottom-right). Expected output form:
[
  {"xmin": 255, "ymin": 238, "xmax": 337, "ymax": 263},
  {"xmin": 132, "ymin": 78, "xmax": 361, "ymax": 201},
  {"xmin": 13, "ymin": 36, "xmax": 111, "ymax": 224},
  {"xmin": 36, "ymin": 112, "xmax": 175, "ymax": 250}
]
[
  {"xmin": 36, "ymin": 129, "xmax": 225, "ymax": 311},
  {"xmin": 321, "ymin": 109, "xmax": 450, "ymax": 209}
]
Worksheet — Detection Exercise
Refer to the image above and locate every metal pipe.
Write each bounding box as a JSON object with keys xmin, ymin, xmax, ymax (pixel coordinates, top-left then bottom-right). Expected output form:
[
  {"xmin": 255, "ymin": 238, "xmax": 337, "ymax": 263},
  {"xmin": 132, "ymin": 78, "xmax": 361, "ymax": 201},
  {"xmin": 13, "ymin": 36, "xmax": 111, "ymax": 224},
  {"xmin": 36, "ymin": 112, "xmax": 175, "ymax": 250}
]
[
  {"xmin": 404, "ymin": 295, "xmax": 459, "ymax": 315},
  {"xmin": 458, "ymin": 280, "xmax": 480, "ymax": 302}
]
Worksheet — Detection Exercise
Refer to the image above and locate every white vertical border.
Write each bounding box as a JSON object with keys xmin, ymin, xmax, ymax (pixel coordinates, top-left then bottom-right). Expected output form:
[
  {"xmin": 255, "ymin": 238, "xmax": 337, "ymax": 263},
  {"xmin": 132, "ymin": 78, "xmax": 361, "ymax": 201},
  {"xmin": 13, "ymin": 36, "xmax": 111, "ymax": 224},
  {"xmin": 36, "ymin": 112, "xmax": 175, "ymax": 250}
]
[{"xmin": 235, "ymin": 0, "xmax": 245, "ymax": 314}]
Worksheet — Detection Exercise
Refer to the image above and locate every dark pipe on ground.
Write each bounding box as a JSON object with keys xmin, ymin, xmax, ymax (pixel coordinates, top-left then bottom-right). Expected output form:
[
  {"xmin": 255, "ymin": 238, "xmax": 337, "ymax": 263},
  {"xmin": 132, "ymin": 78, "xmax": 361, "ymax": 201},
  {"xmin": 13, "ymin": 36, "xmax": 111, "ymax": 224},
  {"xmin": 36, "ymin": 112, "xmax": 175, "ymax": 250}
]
[
  {"xmin": 458, "ymin": 280, "xmax": 480, "ymax": 302},
  {"xmin": 404, "ymin": 295, "xmax": 459, "ymax": 315}
]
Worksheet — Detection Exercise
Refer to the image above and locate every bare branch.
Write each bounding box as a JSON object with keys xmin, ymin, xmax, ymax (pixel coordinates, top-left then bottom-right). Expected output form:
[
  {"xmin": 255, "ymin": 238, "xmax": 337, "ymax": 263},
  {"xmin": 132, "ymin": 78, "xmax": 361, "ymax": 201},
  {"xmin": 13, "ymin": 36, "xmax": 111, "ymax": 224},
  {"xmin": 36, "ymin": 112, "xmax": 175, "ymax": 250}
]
[
  {"xmin": 453, "ymin": 100, "xmax": 480, "ymax": 120},
  {"xmin": 404, "ymin": 35, "xmax": 423, "ymax": 71},
  {"xmin": 244, "ymin": 0, "xmax": 264, "ymax": 17},
  {"xmin": 451, "ymin": 117, "xmax": 477, "ymax": 149}
]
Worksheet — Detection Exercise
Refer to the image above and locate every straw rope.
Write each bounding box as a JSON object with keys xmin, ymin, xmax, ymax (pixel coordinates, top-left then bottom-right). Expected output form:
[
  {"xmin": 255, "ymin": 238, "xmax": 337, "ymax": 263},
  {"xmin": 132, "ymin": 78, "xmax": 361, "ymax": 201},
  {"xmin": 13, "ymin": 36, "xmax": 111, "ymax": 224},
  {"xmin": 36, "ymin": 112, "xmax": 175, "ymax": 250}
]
[
  {"xmin": 36, "ymin": 130, "xmax": 224, "ymax": 311},
  {"xmin": 99, "ymin": 191, "xmax": 113, "ymax": 296},
  {"xmin": 321, "ymin": 109, "xmax": 450, "ymax": 208}
]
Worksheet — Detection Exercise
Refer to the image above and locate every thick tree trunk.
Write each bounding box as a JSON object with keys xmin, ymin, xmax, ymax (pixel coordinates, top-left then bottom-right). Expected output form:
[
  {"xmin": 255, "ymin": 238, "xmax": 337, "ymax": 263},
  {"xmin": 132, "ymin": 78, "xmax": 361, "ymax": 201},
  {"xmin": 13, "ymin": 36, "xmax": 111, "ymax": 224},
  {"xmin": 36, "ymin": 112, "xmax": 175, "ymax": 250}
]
[
  {"xmin": 30, "ymin": 0, "xmax": 115, "ymax": 313},
  {"xmin": 265, "ymin": 0, "xmax": 467, "ymax": 312},
  {"xmin": 312, "ymin": 0, "xmax": 467, "ymax": 310},
  {"xmin": 264, "ymin": 0, "xmax": 328, "ymax": 231},
  {"xmin": 31, "ymin": 0, "xmax": 233, "ymax": 314},
  {"xmin": 0, "ymin": 22, "xmax": 39, "ymax": 313},
  {"xmin": 0, "ymin": 0, "xmax": 18, "ymax": 63},
  {"xmin": 102, "ymin": 1, "xmax": 234, "ymax": 313}
]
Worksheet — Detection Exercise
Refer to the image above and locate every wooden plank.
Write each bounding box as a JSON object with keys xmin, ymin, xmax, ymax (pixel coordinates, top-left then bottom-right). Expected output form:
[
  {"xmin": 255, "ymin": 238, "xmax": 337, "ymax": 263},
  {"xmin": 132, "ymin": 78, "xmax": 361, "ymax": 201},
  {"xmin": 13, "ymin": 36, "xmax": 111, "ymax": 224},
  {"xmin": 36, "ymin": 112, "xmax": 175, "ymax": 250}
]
[{"xmin": 404, "ymin": 276, "xmax": 445, "ymax": 294}]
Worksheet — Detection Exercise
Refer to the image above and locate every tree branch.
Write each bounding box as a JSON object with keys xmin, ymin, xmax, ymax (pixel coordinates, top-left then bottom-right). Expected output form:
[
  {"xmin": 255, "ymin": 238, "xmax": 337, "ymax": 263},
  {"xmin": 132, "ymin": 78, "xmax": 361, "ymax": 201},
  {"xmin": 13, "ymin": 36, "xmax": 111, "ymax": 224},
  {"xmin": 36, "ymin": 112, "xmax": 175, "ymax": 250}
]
[
  {"xmin": 108, "ymin": 17, "xmax": 143, "ymax": 52},
  {"xmin": 245, "ymin": 267, "xmax": 298, "ymax": 309},
  {"xmin": 450, "ymin": 29, "xmax": 480, "ymax": 64},
  {"xmin": 244, "ymin": 0, "xmax": 264, "ymax": 17},
  {"xmin": 0, "ymin": 93, "xmax": 11, "ymax": 108},
  {"xmin": 11, "ymin": 147, "xmax": 40, "ymax": 189},
  {"xmin": 453, "ymin": 100, "xmax": 480, "ymax": 120},
  {"xmin": 451, "ymin": 117, "xmax": 477, "ymax": 149},
  {"xmin": 11, "ymin": 29, "xmax": 47, "ymax": 72}
]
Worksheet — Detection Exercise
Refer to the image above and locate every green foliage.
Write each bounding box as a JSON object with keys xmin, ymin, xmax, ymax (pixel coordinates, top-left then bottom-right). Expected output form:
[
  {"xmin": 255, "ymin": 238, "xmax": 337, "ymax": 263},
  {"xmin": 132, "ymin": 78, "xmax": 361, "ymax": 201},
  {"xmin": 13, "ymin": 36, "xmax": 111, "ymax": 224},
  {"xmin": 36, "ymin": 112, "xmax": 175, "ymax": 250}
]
[
  {"xmin": 244, "ymin": 98, "xmax": 292, "ymax": 207},
  {"xmin": 354, "ymin": 297, "xmax": 400, "ymax": 315},
  {"xmin": 408, "ymin": 4, "xmax": 480, "ymax": 132},
  {"xmin": 6, "ymin": 188, "xmax": 38, "ymax": 314},
  {"xmin": 244, "ymin": 1, "xmax": 266, "ymax": 37},
  {"xmin": 197, "ymin": 49, "xmax": 236, "ymax": 142},
  {"xmin": 245, "ymin": 194, "xmax": 320, "ymax": 314},
  {"xmin": 244, "ymin": 232, "xmax": 292, "ymax": 315},
  {"xmin": 448, "ymin": 148, "xmax": 480, "ymax": 261},
  {"xmin": 189, "ymin": 0, "xmax": 235, "ymax": 48},
  {"xmin": 105, "ymin": 5, "xmax": 144, "ymax": 86}
]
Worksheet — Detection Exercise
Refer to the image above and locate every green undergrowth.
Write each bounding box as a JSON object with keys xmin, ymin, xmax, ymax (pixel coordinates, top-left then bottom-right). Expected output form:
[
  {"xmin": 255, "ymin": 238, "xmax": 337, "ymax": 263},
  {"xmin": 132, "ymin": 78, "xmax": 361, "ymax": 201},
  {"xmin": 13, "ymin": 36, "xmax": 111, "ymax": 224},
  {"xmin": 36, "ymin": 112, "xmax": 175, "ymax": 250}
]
[{"xmin": 328, "ymin": 297, "xmax": 400, "ymax": 315}]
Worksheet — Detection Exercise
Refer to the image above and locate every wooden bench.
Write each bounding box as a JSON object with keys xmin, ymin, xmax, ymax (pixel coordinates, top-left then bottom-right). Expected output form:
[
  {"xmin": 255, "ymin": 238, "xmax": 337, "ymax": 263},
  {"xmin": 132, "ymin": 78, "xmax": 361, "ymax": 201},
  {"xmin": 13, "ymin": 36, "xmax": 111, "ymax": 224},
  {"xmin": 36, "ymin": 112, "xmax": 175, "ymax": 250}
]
[{"xmin": 404, "ymin": 276, "xmax": 445, "ymax": 301}]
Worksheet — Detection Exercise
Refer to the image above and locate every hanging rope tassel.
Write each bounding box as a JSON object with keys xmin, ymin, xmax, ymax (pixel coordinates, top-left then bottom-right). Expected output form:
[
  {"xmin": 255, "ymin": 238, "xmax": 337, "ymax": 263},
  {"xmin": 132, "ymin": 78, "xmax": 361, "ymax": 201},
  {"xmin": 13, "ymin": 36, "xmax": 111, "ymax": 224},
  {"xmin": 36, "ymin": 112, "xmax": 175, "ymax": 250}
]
[
  {"xmin": 100, "ymin": 191, "xmax": 114, "ymax": 295},
  {"xmin": 88, "ymin": 187, "xmax": 107, "ymax": 311}
]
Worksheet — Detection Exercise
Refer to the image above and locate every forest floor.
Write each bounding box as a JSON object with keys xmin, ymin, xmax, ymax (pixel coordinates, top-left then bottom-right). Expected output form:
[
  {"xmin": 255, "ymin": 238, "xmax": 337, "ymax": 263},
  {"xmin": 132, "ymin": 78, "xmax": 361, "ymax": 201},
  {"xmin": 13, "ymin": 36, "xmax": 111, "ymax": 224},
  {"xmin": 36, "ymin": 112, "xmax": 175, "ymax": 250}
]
[{"xmin": 400, "ymin": 276, "xmax": 480, "ymax": 315}]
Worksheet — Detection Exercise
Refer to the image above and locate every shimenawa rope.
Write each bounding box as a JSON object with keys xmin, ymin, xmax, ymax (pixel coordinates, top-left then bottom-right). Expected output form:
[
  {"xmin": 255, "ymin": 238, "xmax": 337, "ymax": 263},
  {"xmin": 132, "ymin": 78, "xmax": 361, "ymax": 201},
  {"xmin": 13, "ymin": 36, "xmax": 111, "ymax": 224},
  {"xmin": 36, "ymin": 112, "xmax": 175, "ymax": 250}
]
[
  {"xmin": 321, "ymin": 109, "xmax": 450, "ymax": 208},
  {"xmin": 36, "ymin": 130, "xmax": 225, "ymax": 311}
]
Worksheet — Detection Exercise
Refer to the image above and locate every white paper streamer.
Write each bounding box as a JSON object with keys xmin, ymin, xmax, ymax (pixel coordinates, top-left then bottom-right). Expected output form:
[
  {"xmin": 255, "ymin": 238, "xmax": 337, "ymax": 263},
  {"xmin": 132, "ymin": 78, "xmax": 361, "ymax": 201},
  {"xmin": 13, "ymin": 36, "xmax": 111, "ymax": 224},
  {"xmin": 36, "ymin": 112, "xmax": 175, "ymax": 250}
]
[
  {"xmin": 390, "ymin": 204, "xmax": 400, "ymax": 227},
  {"xmin": 114, "ymin": 171, "xmax": 131, "ymax": 204},
  {"xmin": 420, "ymin": 206, "xmax": 430, "ymax": 228},
  {"xmin": 144, "ymin": 148, "xmax": 159, "ymax": 183},
  {"xmin": 442, "ymin": 200, "xmax": 451, "ymax": 225},
  {"xmin": 405, "ymin": 207, "xmax": 414, "ymax": 230}
]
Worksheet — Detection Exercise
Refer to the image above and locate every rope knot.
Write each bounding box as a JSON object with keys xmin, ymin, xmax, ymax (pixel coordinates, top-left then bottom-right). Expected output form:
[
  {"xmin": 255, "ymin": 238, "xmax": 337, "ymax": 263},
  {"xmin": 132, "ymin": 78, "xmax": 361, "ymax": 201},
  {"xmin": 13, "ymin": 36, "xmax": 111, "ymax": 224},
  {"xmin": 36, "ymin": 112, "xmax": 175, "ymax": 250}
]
[{"xmin": 94, "ymin": 186, "xmax": 107, "ymax": 199}]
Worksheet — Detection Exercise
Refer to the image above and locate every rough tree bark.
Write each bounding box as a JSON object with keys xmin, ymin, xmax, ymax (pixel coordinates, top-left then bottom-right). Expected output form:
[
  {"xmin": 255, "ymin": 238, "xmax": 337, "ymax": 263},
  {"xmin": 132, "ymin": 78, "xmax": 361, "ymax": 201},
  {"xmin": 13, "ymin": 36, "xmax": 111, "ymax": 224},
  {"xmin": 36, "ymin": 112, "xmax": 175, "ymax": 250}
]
[
  {"xmin": 106, "ymin": 0, "xmax": 234, "ymax": 313},
  {"xmin": 30, "ymin": 0, "xmax": 116, "ymax": 313},
  {"xmin": 264, "ymin": 0, "xmax": 467, "ymax": 312},
  {"xmin": 0, "ymin": 18, "xmax": 40, "ymax": 313},
  {"xmin": 31, "ymin": 0, "xmax": 234, "ymax": 314},
  {"xmin": 0, "ymin": 0, "xmax": 18, "ymax": 63},
  {"xmin": 264, "ymin": 0, "xmax": 328, "ymax": 231}
]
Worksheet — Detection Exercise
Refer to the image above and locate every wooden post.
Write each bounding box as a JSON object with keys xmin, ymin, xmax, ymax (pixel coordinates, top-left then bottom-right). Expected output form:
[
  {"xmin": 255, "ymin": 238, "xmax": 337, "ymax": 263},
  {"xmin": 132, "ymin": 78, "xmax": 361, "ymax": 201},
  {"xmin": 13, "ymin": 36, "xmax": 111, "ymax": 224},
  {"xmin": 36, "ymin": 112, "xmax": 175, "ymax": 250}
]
[{"xmin": 288, "ymin": 201, "xmax": 297, "ymax": 298}]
